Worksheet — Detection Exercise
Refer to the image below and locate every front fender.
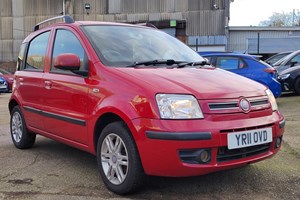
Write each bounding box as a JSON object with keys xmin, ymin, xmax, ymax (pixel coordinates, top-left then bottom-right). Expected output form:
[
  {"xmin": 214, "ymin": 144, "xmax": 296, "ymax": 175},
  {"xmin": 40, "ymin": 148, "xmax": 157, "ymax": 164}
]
[{"xmin": 87, "ymin": 93, "xmax": 159, "ymax": 154}]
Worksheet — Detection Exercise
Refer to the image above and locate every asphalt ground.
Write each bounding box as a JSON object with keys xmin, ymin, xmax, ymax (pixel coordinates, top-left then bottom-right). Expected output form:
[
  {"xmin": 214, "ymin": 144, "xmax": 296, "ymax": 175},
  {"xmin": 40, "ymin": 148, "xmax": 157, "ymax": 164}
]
[{"xmin": 0, "ymin": 92, "xmax": 299, "ymax": 200}]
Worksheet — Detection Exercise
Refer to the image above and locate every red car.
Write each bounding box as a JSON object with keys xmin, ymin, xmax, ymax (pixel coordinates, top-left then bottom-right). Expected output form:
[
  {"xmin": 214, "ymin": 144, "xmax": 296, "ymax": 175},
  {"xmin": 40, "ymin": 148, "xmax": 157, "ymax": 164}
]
[
  {"xmin": 9, "ymin": 16, "xmax": 285, "ymax": 194},
  {"xmin": 0, "ymin": 68, "xmax": 14, "ymax": 92}
]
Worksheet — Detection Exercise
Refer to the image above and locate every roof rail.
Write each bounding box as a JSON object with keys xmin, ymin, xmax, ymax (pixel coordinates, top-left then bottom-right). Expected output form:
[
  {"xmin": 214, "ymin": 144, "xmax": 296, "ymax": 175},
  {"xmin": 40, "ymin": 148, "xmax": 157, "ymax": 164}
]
[
  {"xmin": 33, "ymin": 15, "xmax": 74, "ymax": 31},
  {"xmin": 136, "ymin": 22, "xmax": 158, "ymax": 29}
]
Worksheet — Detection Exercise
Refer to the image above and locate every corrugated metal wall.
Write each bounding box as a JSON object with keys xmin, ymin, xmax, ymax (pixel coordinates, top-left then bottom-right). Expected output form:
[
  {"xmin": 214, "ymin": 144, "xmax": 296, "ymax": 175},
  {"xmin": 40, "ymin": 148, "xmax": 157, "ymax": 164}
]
[
  {"xmin": 228, "ymin": 28, "xmax": 300, "ymax": 53},
  {"xmin": 248, "ymin": 37, "xmax": 300, "ymax": 54},
  {"xmin": 0, "ymin": 0, "xmax": 13, "ymax": 61},
  {"xmin": 0, "ymin": 0, "xmax": 229, "ymax": 62}
]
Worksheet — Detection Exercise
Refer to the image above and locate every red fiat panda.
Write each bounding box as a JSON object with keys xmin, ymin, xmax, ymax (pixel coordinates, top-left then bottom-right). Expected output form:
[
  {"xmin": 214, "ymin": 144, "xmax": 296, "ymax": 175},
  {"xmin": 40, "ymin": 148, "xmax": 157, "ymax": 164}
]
[{"xmin": 9, "ymin": 16, "xmax": 285, "ymax": 194}]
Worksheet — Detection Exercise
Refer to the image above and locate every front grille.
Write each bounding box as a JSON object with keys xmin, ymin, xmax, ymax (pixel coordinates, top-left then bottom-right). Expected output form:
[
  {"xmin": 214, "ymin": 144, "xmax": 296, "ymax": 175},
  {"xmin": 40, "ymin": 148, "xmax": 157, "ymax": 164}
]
[
  {"xmin": 250, "ymin": 99, "xmax": 269, "ymax": 107},
  {"xmin": 208, "ymin": 98, "xmax": 269, "ymax": 112},
  {"xmin": 217, "ymin": 143, "xmax": 270, "ymax": 162},
  {"xmin": 209, "ymin": 102, "xmax": 238, "ymax": 110}
]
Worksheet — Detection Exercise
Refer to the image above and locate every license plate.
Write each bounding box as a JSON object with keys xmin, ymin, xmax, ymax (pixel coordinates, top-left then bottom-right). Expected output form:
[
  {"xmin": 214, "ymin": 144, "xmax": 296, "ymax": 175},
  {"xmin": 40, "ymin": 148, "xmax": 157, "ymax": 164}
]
[
  {"xmin": 0, "ymin": 85, "xmax": 6, "ymax": 89},
  {"xmin": 227, "ymin": 128, "xmax": 272, "ymax": 150}
]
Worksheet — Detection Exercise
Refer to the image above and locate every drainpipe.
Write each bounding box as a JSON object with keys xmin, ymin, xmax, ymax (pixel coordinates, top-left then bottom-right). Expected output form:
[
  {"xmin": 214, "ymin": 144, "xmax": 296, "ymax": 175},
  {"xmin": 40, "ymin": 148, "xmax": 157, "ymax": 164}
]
[{"xmin": 62, "ymin": 0, "xmax": 66, "ymax": 15}]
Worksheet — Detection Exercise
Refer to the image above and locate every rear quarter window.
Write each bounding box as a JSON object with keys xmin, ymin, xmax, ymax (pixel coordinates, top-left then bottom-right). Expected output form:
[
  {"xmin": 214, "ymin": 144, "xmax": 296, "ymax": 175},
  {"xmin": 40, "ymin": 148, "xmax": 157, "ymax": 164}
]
[
  {"xmin": 216, "ymin": 56, "xmax": 246, "ymax": 70},
  {"xmin": 17, "ymin": 43, "xmax": 27, "ymax": 71}
]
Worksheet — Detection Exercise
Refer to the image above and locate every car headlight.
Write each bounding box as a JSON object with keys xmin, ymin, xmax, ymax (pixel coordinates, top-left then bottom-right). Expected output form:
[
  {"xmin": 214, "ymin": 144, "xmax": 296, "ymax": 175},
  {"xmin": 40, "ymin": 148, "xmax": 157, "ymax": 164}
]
[
  {"xmin": 156, "ymin": 94, "xmax": 204, "ymax": 119},
  {"xmin": 278, "ymin": 74, "xmax": 290, "ymax": 80},
  {"xmin": 266, "ymin": 89, "xmax": 278, "ymax": 111}
]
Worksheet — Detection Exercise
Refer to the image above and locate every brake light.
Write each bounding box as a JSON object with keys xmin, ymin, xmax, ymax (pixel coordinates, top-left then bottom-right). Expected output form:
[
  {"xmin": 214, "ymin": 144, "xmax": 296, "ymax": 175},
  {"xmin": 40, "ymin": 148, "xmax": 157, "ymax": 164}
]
[{"xmin": 264, "ymin": 68, "xmax": 276, "ymax": 74}]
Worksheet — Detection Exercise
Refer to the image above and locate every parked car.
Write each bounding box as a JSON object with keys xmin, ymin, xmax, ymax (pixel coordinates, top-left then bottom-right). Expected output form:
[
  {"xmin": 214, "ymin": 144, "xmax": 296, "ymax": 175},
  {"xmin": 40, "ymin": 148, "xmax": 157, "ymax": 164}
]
[
  {"xmin": 273, "ymin": 50, "xmax": 300, "ymax": 73},
  {"xmin": 278, "ymin": 64, "xmax": 300, "ymax": 95},
  {"xmin": 198, "ymin": 52, "xmax": 282, "ymax": 98},
  {"xmin": 9, "ymin": 15, "xmax": 285, "ymax": 195},
  {"xmin": 0, "ymin": 68, "xmax": 14, "ymax": 92},
  {"xmin": 0, "ymin": 76, "xmax": 8, "ymax": 93},
  {"xmin": 264, "ymin": 51, "xmax": 292, "ymax": 65}
]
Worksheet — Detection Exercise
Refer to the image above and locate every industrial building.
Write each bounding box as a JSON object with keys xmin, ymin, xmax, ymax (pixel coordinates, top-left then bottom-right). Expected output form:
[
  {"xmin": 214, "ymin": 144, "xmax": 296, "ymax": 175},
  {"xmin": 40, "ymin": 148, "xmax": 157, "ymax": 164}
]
[
  {"xmin": 0, "ymin": 0, "xmax": 300, "ymax": 66},
  {"xmin": 228, "ymin": 26, "xmax": 300, "ymax": 57},
  {"xmin": 0, "ymin": 0, "xmax": 230, "ymax": 63}
]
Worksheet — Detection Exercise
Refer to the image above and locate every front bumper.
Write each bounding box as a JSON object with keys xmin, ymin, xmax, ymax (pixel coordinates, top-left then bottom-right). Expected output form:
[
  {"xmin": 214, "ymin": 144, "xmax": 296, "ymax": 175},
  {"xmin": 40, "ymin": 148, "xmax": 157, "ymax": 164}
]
[{"xmin": 132, "ymin": 111, "xmax": 285, "ymax": 177}]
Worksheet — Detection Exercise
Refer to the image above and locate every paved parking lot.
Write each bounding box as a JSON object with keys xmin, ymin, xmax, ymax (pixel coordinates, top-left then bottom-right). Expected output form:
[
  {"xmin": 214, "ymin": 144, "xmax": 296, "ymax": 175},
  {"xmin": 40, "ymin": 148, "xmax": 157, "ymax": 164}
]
[{"xmin": 0, "ymin": 93, "xmax": 299, "ymax": 200}]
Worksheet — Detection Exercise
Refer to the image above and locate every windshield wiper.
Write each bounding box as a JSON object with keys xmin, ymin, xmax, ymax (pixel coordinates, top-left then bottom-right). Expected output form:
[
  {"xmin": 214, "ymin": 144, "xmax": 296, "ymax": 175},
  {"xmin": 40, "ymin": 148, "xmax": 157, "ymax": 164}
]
[
  {"xmin": 177, "ymin": 61, "xmax": 210, "ymax": 68},
  {"xmin": 126, "ymin": 59, "xmax": 186, "ymax": 68}
]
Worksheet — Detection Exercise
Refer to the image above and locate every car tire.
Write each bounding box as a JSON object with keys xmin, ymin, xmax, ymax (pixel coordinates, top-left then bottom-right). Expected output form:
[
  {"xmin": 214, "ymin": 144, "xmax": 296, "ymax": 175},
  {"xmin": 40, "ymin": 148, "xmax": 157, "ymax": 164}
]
[
  {"xmin": 10, "ymin": 106, "xmax": 36, "ymax": 149},
  {"xmin": 294, "ymin": 78, "xmax": 300, "ymax": 95},
  {"xmin": 96, "ymin": 121, "xmax": 145, "ymax": 195}
]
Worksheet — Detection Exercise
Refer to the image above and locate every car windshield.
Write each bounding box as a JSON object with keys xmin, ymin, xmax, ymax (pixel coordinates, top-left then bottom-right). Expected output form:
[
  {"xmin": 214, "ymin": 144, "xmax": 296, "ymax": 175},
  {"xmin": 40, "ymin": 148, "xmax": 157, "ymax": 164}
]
[
  {"xmin": 265, "ymin": 53, "xmax": 291, "ymax": 65},
  {"xmin": 82, "ymin": 25, "xmax": 204, "ymax": 67}
]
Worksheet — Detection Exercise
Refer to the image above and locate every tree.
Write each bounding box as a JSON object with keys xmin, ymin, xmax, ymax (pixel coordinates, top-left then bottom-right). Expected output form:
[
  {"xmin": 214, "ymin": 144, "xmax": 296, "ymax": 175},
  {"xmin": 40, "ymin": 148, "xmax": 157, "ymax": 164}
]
[{"xmin": 259, "ymin": 10, "xmax": 300, "ymax": 26}]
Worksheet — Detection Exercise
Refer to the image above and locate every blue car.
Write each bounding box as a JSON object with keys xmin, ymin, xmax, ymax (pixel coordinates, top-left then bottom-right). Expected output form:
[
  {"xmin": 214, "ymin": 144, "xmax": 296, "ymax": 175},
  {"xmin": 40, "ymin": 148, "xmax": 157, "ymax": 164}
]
[
  {"xmin": 0, "ymin": 76, "xmax": 8, "ymax": 93},
  {"xmin": 198, "ymin": 52, "xmax": 282, "ymax": 98}
]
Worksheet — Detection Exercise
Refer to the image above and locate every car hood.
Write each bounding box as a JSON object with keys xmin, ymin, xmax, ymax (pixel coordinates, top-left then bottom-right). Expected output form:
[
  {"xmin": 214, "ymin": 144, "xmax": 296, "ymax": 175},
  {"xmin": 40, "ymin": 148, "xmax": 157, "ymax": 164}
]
[
  {"xmin": 279, "ymin": 65, "xmax": 300, "ymax": 75},
  {"xmin": 113, "ymin": 67, "xmax": 267, "ymax": 99}
]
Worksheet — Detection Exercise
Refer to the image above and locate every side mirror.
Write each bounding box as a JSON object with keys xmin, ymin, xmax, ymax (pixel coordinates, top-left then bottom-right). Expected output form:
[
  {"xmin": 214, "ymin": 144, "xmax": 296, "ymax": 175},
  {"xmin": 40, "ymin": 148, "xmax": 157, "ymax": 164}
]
[
  {"xmin": 203, "ymin": 57, "xmax": 210, "ymax": 65},
  {"xmin": 290, "ymin": 61, "xmax": 297, "ymax": 67},
  {"xmin": 54, "ymin": 53, "xmax": 80, "ymax": 71}
]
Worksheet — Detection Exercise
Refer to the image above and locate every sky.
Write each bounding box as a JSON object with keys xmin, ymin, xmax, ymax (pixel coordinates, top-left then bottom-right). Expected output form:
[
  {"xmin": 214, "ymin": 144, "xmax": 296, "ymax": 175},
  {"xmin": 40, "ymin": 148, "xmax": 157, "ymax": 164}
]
[{"xmin": 230, "ymin": 0, "xmax": 300, "ymax": 26}]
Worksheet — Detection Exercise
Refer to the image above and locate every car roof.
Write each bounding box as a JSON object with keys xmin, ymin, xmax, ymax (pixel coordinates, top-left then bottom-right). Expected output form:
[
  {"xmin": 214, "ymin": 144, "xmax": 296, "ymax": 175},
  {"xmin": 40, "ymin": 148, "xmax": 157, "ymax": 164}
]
[
  {"xmin": 279, "ymin": 64, "xmax": 300, "ymax": 75},
  {"xmin": 24, "ymin": 17, "xmax": 154, "ymax": 43},
  {"xmin": 198, "ymin": 52, "xmax": 260, "ymax": 59}
]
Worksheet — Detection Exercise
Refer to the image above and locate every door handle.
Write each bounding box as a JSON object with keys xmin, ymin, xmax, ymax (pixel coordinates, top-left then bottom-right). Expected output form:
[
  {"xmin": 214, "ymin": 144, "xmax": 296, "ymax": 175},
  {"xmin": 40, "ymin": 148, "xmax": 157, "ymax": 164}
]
[
  {"xmin": 18, "ymin": 77, "xmax": 24, "ymax": 85},
  {"xmin": 44, "ymin": 80, "xmax": 52, "ymax": 89}
]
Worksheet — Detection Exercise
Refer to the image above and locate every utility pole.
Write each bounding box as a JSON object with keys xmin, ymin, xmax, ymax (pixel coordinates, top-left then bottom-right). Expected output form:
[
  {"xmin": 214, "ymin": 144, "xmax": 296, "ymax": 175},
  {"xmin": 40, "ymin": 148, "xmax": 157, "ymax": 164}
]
[
  {"xmin": 257, "ymin": 32, "xmax": 260, "ymax": 54},
  {"xmin": 292, "ymin": 9, "xmax": 295, "ymax": 26}
]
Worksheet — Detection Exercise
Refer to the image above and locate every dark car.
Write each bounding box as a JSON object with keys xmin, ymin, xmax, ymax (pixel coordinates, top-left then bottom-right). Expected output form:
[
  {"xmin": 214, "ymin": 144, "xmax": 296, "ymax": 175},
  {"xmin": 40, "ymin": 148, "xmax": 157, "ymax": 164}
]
[
  {"xmin": 0, "ymin": 68, "xmax": 14, "ymax": 92},
  {"xmin": 278, "ymin": 64, "xmax": 300, "ymax": 95},
  {"xmin": 198, "ymin": 52, "xmax": 282, "ymax": 98},
  {"xmin": 273, "ymin": 50, "xmax": 300, "ymax": 73},
  {"xmin": 264, "ymin": 51, "xmax": 292, "ymax": 65},
  {"xmin": 0, "ymin": 76, "xmax": 8, "ymax": 93}
]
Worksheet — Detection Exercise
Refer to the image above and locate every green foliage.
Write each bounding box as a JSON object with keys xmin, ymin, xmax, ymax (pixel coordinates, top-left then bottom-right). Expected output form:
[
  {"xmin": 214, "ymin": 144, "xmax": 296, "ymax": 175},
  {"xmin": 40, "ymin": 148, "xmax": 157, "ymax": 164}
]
[{"xmin": 259, "ymin": 10, "xmax": 300, "ymax": 26}]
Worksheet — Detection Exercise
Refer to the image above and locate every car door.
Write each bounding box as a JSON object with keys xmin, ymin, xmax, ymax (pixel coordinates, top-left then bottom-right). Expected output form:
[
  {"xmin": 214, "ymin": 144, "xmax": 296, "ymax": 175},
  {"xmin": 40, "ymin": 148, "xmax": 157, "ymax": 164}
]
[
  {"xmin": 42, "ymin": 28, "xmax": 89, "ymax": 145},
  {"xmin": 16, "ymin": 31, "xmax": 51, "ymax": 131},
  {"xmin": 213, "ymin": 56, "xmax": 249, "ymax": 78}
]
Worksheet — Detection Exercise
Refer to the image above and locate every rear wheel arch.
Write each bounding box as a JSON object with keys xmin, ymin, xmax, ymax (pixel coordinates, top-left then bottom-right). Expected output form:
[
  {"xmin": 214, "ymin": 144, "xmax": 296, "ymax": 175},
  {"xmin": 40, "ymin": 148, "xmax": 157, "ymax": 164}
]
[{"xmin": 9, "ymin": 99, "xmax": 19, "ymax": 114}]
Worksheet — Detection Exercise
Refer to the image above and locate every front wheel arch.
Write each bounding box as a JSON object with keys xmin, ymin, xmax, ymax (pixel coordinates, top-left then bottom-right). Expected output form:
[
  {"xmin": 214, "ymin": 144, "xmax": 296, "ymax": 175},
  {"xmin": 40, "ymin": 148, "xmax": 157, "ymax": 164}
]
[
  {"xmin": 96, "ymin": 121, "xmax": 145, "ymax": 194},
  {"xmin": 93, "ymin": 113, "xmax": 124, "ymax": 153},
  {"xmin": 294, "ymin": 77, "xmax": 300, "ymax": 95}
]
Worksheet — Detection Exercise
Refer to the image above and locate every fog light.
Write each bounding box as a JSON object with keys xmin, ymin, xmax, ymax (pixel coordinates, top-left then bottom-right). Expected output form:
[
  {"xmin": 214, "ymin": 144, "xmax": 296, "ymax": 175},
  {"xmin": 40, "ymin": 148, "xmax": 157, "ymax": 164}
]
[
  {"xmin": 275, "ymin": 137, "xmax": 282, "ymax": 148},
  {"xmin": 197, "ymin": 150, "xmax": 211, "ymax": 163},
  {"xmin": 179, "ymin": 149, "xmax": 211, "ymax": 164}
]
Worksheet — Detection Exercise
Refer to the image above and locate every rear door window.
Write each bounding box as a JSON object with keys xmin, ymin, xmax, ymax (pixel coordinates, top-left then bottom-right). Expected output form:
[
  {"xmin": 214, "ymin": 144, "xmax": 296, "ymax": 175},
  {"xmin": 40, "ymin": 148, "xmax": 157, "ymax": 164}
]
[{"xmin": 25, "ymin": 31, "xmax": 50, "ymax": 71}]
